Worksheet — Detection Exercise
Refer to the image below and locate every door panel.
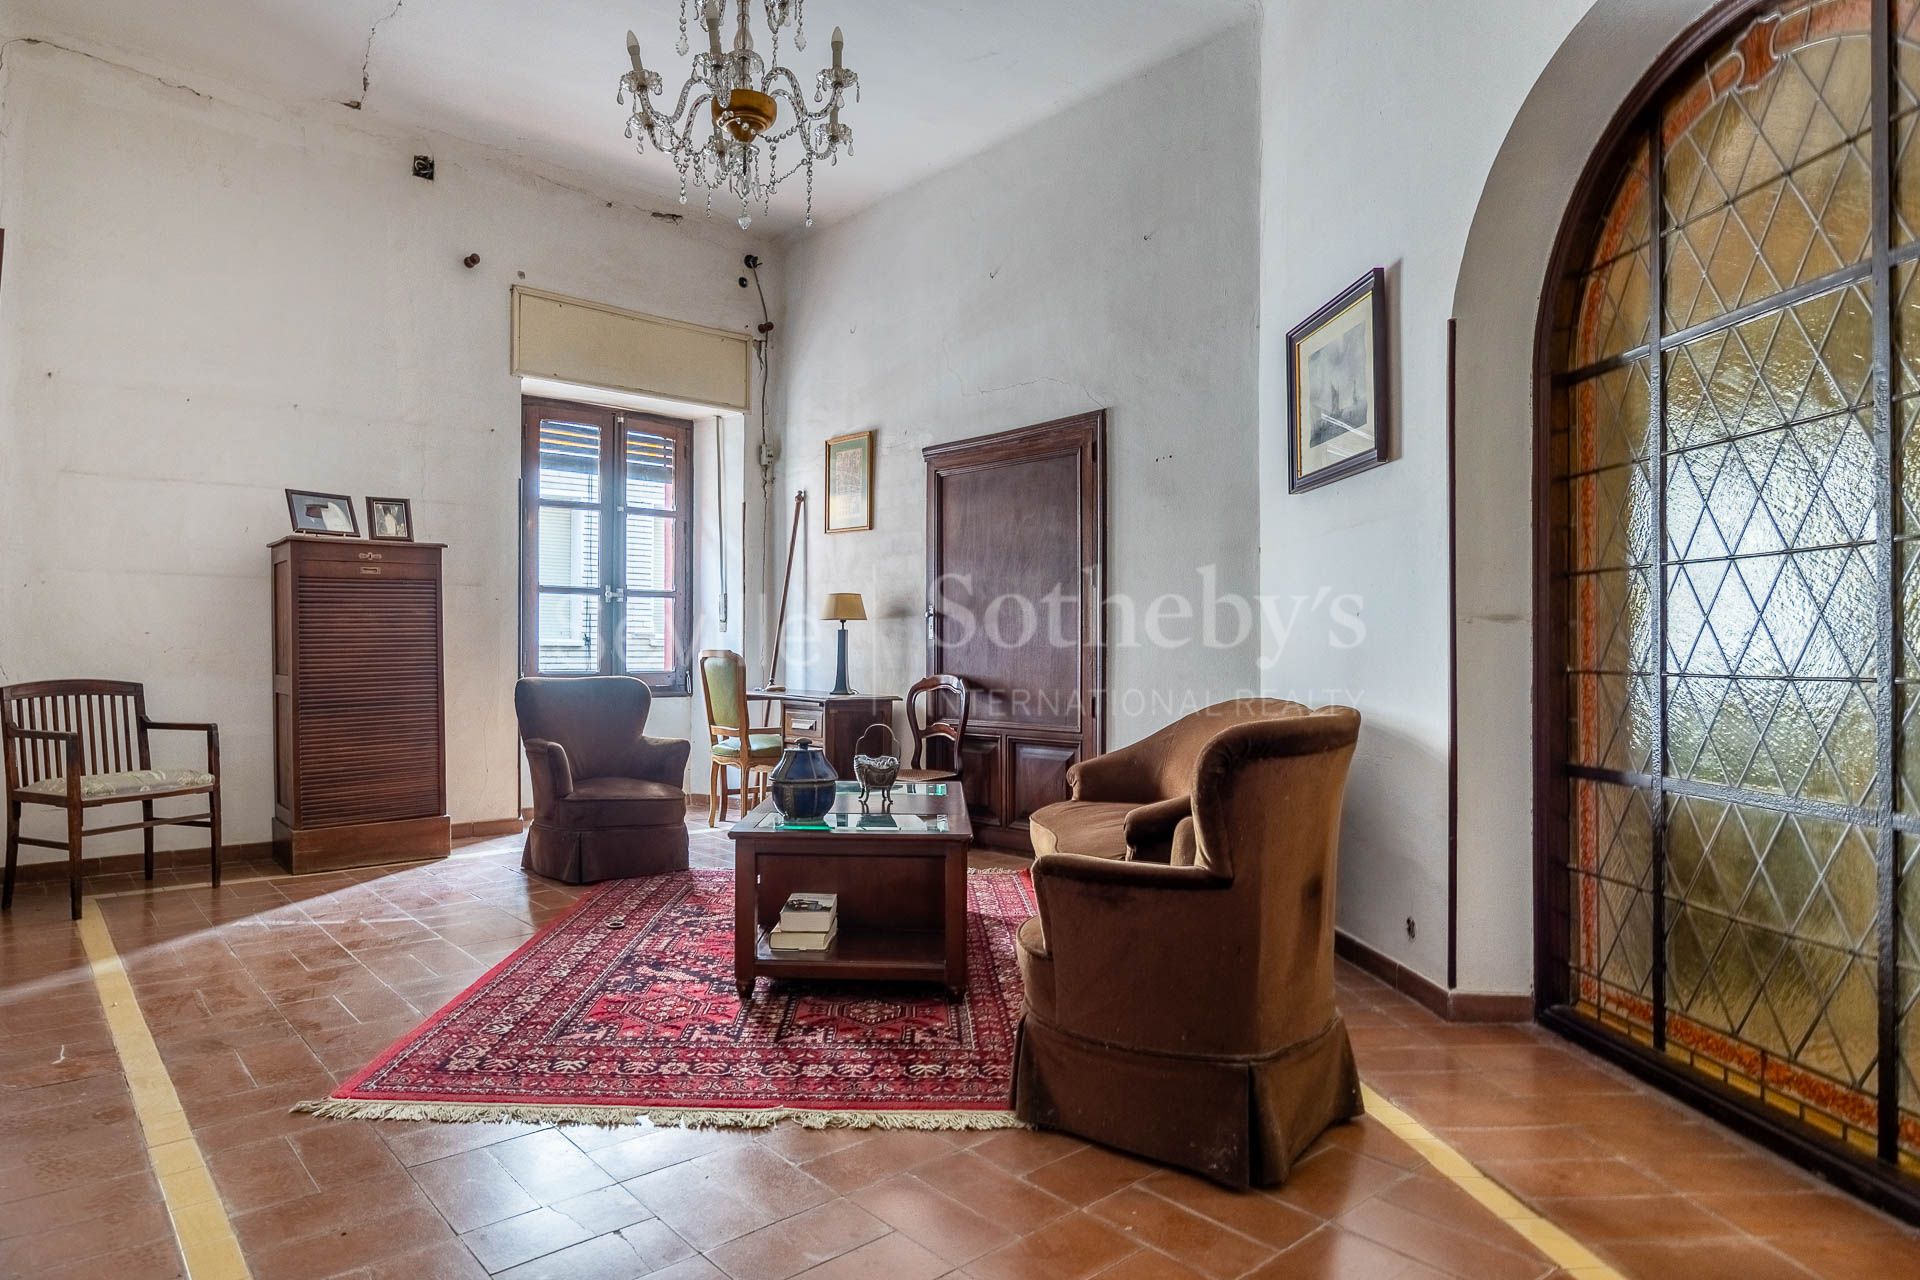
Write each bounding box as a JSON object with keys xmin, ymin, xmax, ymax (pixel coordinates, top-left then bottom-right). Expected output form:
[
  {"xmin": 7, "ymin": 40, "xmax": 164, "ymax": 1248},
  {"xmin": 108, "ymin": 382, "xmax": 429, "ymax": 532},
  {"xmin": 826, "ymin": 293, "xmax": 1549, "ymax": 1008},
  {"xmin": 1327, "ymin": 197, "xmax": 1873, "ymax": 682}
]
[
  {"xmin": 1007, "ymin": 738, "xmax": 1078, "ymax": 832},
  {"xmin": 927, "ymin": 413, "xmax": 1105, "ymax": 851},
  {"xmin": 959, "ymin": 734, "xmax": 1003, "ymax": 830}
]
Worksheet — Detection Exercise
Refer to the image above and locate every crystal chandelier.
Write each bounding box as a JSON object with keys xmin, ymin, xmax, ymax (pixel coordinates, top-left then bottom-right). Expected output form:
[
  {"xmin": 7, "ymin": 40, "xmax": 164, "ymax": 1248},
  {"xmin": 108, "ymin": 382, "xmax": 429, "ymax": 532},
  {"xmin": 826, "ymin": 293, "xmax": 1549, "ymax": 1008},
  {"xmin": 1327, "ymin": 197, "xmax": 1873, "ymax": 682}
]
[{"xmin": 620, "ymin": 1, "xmax": 859, "ymax": 229}]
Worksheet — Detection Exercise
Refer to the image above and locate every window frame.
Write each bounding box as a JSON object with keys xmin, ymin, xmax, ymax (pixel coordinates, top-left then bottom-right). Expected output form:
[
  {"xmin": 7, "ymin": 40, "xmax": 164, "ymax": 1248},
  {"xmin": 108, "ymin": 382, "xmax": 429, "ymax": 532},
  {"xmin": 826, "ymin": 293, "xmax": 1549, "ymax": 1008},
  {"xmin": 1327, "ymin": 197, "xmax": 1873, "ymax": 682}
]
[{"xmin": 519, "ymin": 395, "xmax": 695, "ymax": 695}]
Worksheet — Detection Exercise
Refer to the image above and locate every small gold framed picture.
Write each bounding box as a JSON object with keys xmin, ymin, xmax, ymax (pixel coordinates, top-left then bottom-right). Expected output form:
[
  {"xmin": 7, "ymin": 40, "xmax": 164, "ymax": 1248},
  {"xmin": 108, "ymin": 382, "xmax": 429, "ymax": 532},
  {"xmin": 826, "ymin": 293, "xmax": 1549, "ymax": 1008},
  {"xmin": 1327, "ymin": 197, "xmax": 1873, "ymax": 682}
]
[{"xmin": 825, "ymin": 430, "xmax": 874, "ymax": 533}]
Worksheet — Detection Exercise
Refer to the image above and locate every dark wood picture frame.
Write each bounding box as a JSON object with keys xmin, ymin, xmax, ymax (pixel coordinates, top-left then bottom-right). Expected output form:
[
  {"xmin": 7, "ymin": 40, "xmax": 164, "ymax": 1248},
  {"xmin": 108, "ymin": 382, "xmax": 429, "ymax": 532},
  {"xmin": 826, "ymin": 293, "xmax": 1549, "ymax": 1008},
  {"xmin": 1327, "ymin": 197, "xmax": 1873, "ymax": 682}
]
[
  {"xmin": 365, "ymin": 496, "xmax": 415, "ymax": 542},
  {"xmin": 284, "ymin": 489, "xmax": 360, "ymax": 537},
  {"xmin": 825, "ymin": 430, "xmax": 875, "ymax": 533},
  {"xmin": 1286, "ymin": 268, "xmax": 1390, "ymax": 493}
]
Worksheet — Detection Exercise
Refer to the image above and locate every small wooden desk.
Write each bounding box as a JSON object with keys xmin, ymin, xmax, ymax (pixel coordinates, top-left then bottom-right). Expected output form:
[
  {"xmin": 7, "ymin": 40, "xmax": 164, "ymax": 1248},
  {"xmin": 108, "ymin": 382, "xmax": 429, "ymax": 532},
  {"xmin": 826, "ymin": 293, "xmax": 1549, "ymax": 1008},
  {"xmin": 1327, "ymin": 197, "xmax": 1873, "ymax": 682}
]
[
  {"xmin": 747, "ymin": 689, "xmax": 900, "ymax": 776},
  {"xmin": 728, "ymin": 782, "xmax": 973, "ymax": 999}
]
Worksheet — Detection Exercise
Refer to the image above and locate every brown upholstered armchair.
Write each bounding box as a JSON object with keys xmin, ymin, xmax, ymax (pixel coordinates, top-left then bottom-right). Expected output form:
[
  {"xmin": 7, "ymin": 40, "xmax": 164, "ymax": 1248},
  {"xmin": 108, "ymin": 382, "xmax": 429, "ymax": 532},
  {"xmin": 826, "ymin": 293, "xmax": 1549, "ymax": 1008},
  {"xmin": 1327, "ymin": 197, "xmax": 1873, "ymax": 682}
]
[
  {"xmin": 1029, "ymin": 697, "xmax": 1309, "ymax": 862},
  {"xmin": 515, "ymin": 677, "xmax": 691, "ymax": 883},
  {"xmin": 1015, "ymin": 705, "xmax": 1363, "ymax": 1188}
]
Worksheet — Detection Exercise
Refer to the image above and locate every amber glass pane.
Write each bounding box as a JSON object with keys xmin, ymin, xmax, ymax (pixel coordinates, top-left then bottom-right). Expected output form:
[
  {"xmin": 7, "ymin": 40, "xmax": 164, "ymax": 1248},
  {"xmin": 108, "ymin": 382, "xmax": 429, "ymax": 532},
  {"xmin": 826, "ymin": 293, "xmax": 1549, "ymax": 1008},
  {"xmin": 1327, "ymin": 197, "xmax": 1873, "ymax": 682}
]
[
  {"xmin": 1567, "ymin": 461, "xmax": 1657, "ymax": 572},
  {"xmin": 1666, "ymin": 798, "xmax": 1879, "ymax": 1105},
  {"xmin": 1567, "ymin": 568, "xmax": 1655, "ymax": 674},
  {"xmin": 1665, "ymin": 284, "xmax": 1872, "ymax": 450},
  {"xmin": 1897, "ymin": 261, "xmax": 1920, "ymax": 397},
  {"xmin": 1666, "ymin": 142, "xmax": 1872, "ymax": 331},
  {"xmin": 1665, "ymin": 20, "xmax": 1872, "ymax": 220},
  {"xmin": 1567, "ymin": 672, "xmax": 1657, "ymax": 774},
  {"xmin": 1896, "ymin": 110, "xmax": 1920, "ymax": 245},
  {"xmin": 1566, "ymin": 362, "xmax": 1654, "ymax": 472},
  {"xmin": 1899, "ymin": 832, "xmax": 1920, "ymax": 1158},
  {"xmin": 1902, "ymin": 0, "xmax": 1920, "ymax": 113},
  {"xmin": 1568, "ymin": 251, "xmax": 1653, "ymax": 368},
  {"xmin": 1568, "ymin": 783, "xmax": 1656, "ymax": 1030},
  {"xmin": 1667, "ymin": 674, "xmax": 1877, "ymax": 804}
]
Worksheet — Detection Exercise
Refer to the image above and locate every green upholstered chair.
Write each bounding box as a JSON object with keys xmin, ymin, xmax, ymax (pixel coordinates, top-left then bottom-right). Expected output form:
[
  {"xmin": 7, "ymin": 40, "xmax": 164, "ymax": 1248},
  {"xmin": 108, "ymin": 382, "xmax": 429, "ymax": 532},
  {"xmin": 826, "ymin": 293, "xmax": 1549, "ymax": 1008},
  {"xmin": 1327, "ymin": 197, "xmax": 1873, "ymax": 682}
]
[{"xmin": 698, "ymin": 650, "xmax": 782, "ymax": 825}]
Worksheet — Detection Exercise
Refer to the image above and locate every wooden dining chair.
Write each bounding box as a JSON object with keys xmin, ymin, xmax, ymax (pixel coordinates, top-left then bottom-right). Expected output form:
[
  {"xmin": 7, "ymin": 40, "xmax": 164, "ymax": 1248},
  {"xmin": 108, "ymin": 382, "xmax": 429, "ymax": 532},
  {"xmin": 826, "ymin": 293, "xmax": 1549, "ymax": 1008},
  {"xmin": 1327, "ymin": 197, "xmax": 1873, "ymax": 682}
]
[
  {"xmin": 2, "ymin": 680, "xmax": 221, "ymax": 920},
  {"xmin": 901, "ymin": 674, "xmax": 970, "ymax": 783},
  {"xmin": 698, "ymin": 650, "xmax": 783, "ymax": 825}
]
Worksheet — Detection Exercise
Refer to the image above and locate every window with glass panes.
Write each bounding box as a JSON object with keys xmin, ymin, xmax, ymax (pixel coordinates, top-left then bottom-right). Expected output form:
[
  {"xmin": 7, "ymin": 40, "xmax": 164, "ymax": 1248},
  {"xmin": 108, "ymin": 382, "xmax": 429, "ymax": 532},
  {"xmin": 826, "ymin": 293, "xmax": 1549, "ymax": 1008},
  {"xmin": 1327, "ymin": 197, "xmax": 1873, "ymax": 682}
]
[
  {"xmin": 1542, "ymin": 0, "xmax": 1920, "ymax": 1192},
  {"xmin": 520, "ymin": 397, "xmax": 692, "ymax": 693}
]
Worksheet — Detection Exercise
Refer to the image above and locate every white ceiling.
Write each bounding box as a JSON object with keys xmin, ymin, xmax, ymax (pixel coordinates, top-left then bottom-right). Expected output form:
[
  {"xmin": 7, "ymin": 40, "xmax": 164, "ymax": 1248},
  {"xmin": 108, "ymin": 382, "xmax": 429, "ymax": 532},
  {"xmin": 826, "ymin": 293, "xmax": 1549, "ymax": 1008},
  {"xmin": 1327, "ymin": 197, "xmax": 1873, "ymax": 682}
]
[{"xmin": 12, "ymin": 0, "xmax": 1260, "ymax": 232}]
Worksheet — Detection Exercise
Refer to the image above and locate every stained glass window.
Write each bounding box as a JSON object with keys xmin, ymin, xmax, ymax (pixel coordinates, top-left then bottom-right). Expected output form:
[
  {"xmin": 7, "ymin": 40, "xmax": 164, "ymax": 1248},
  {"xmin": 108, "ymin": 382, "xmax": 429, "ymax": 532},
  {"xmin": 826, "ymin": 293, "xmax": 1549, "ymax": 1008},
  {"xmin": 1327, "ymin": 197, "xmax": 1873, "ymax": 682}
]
[{"xmin": 1549, "ymin": 1, "xmax": 1920, "ymax": 1178}]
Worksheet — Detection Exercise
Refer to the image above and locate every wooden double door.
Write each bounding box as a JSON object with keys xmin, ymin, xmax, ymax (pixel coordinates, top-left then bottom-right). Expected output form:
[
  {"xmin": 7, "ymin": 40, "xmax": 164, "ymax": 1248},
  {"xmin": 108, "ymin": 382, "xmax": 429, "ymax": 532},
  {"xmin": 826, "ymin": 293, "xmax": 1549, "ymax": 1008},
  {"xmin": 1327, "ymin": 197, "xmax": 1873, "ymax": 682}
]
[{"xmin": 924, "ymin": 412, "xmax": 1105, "ymax": 851}]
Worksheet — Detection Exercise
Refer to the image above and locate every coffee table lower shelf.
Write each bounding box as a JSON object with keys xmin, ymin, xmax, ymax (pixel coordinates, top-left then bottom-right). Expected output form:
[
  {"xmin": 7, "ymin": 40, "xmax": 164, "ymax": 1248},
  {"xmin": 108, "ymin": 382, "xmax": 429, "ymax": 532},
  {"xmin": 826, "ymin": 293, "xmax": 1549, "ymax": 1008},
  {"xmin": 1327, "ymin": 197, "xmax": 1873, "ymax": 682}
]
[{"xmin": 747, "ymin": 927, "xmax": 950, "ymax": 995}]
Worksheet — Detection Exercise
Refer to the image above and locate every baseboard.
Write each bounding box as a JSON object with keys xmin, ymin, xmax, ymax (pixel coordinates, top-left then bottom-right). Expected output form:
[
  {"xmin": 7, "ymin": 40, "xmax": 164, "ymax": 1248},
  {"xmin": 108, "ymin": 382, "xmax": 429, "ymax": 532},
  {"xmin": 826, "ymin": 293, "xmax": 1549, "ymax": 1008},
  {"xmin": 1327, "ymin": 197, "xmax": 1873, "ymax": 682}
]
[
  {"xmin": 452, "ymin": 817, "xmax": 527, "ymax": 839},
  {"xmin": 1335, "ymin": 929, "xmax": 1531, "ymax": 1023},
  {"xmin": 10, "ymin": 840, "xmax": 273, "ymax": 882}
]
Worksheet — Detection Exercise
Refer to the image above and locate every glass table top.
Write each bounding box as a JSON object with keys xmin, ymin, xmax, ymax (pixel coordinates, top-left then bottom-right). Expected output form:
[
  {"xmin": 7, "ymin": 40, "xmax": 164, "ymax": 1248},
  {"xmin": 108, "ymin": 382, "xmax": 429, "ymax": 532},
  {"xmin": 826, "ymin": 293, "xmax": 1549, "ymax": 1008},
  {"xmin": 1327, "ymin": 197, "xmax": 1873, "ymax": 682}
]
[{"xmin": 754, "ymin": 810, "xmax": 950, "ymax": 833}]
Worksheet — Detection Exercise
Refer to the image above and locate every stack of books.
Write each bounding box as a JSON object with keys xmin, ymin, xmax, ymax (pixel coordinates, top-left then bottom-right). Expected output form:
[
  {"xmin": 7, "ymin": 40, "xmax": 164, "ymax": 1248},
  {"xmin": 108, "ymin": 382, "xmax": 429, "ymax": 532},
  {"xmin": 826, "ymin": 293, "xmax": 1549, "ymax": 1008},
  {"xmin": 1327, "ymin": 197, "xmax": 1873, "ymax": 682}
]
[{"xmin": 767, "ymin": 892, "xmax": 837, "ymax": 951}]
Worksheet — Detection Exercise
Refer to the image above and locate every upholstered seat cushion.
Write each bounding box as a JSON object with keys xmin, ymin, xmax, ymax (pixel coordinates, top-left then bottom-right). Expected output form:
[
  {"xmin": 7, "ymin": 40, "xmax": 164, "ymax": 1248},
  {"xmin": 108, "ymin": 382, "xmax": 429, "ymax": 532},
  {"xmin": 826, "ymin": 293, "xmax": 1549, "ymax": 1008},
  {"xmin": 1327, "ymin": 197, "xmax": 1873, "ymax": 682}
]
[
  {"xmin": 19, "ymin": 768, "xmax": 214, "ymax": 801},
  {"xmin": 1028, "ymin": 800, "xmax": 1132, "ymax": 860},
  {"xmin": 712, "ymin": 733, "xmax": 783, "ymax": 760},
  {"xmin": 551, "ymin": 777, "xmax": 687, "ymax": 828}
]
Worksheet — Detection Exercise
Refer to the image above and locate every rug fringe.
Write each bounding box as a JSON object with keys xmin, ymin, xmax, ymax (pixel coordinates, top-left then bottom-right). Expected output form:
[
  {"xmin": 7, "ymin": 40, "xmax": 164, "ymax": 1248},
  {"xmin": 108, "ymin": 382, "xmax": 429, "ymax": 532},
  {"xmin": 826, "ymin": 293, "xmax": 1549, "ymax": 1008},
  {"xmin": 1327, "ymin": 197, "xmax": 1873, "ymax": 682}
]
[{"xmin": 291, "ymin": 1098, "xmax": 1029, "ymax": 1131}]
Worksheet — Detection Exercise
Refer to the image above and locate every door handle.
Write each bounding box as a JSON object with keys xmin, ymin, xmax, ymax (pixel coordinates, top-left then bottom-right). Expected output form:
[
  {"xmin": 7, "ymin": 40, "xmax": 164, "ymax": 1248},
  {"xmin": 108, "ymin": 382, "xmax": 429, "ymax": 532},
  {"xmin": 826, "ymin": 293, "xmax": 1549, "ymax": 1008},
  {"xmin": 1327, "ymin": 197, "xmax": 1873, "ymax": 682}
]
[
  {"xmin": 604, "ymin": 584, "xmax": 624, "ymax": 604},
  {"xmin": 925, "ymin": 602, "xmax": 937, "ymax": 639}
]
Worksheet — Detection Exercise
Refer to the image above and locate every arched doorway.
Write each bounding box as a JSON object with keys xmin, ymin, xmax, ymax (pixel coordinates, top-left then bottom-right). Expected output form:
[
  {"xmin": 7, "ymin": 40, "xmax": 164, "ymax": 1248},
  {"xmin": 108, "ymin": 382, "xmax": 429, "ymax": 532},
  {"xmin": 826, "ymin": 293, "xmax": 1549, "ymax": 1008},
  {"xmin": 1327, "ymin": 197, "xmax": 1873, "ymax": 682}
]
[{"xmin": 1538, "ymin": 0, "xmax": 1920, "ymax": 1205}]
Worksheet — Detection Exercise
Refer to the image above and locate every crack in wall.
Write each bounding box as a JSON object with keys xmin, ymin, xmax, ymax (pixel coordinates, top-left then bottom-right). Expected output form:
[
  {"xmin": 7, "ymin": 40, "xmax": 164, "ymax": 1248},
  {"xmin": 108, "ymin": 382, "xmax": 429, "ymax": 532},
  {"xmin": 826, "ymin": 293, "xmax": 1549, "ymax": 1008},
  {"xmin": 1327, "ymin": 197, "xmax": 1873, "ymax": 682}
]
[{"xmin": 349, "ymin": 0, "xmax": 405, "ymax": 108}]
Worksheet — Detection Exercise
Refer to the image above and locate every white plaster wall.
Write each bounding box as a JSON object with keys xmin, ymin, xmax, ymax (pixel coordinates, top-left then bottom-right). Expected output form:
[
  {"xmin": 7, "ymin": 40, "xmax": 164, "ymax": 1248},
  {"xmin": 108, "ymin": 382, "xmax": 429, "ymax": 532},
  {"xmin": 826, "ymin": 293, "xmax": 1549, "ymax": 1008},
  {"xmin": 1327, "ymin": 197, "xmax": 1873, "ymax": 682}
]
[
  {"xmin": 1451, "ymin": 0, "xmax": 1717, "ymax": 992},
  {"xmin": 766, "ymin": 28, "xmax": 1264, "ymax": 744},
  {"xmin": 0, "ymin": 42, "xmax": 769, "ymax": 859},
  {"xmin": 1257, "ymin": 0, "xmax": 1598, "ymax": 990}
]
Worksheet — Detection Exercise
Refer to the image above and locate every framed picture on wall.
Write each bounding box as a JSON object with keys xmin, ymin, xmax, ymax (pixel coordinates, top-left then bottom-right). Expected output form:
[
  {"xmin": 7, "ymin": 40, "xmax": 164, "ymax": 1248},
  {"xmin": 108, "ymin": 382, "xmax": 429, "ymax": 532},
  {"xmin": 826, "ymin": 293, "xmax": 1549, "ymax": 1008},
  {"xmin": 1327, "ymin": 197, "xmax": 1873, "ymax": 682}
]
[
  {"xmin": 285, "ymin": 489, "xmax": 360, "ymax": 536},
  {"xmin": 825, "ymin": 430, "xmax": 874, "ymax": 533},
  {"xmin": 366, "ymin": 496, "xmax": 415, "ymax": 542},
  {"xmin": 1286, "ymin": 267, "xmax": 1389, "ymax": 493}
]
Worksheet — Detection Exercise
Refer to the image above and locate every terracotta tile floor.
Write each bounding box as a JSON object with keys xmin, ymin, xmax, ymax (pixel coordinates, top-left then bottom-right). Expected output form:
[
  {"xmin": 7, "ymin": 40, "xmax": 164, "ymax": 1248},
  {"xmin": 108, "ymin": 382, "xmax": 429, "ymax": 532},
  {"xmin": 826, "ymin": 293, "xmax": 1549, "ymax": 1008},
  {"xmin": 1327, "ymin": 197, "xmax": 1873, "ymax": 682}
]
[{"xmin": 3, "ymin": 818, "xmax": 1919, "ymax": 1278}]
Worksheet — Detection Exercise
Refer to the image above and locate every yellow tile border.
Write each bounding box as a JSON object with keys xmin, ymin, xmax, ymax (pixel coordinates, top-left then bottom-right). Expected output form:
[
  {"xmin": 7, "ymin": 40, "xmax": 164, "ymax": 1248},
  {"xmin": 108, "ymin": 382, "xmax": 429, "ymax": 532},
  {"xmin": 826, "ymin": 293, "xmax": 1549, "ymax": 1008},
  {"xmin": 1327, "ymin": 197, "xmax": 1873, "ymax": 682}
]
[
  {"xmin": 1361, "ymin": 1084, "xmax": 1625, "ymax": 1278},
  {"xmin": 77, "ymin": 902, "xmax": 252, "ymax": 1280}
]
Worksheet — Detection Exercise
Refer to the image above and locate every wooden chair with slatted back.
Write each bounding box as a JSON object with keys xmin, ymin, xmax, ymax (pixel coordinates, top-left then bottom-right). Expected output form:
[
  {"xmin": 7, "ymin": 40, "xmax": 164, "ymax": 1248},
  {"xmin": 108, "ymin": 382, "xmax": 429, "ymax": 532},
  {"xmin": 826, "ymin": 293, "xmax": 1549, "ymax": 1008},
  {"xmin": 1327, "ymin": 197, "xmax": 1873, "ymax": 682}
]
[
  {"xmin": 1, "ymin": 680, "xmax": 221, "ymax": 920},
  {"xmin": 900, "ymin": 674, "xmax": 970, "ymax": 784},
  {"xmin": 698, "ymin": 650, "xmax": 783, "ymax": 825}
]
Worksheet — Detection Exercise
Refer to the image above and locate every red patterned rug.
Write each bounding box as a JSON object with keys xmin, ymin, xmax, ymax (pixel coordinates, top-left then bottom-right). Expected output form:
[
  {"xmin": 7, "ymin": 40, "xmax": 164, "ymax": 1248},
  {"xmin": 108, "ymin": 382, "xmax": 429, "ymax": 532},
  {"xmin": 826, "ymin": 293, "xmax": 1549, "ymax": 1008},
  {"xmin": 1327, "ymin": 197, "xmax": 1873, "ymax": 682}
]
[{"xmin": 297, "ymin": 869, "xmax": 1035, "ymax": 1129}]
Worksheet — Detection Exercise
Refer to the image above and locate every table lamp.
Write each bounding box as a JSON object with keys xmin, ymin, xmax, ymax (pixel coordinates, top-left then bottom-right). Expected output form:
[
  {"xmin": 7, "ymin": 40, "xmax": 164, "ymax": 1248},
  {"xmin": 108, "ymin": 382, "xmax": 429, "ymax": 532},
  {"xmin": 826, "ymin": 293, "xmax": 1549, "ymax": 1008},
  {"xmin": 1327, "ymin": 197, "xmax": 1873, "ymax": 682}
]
[{"xmin": 822, "ymin": 593, "xmax": 866, "ymax": 696}]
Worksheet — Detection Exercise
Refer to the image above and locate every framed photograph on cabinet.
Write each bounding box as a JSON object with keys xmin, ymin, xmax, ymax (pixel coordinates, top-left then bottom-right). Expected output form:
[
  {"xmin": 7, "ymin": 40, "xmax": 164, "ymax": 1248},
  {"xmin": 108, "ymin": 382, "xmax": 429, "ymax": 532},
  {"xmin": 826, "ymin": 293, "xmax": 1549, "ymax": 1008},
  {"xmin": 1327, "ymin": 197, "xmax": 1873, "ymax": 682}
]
[
  {"xmin": 366, "ymin": 497, "xmax": 415, "ymax": 541},
  {"xmin": 825, "ymin": 430, "xmax": 874, "ymax": 533},
  {"xmin": 1286, "ymin": 268, "xmax": 1389, "ymax": 492},
  {"xmin": 285, "ymin": 489, "xmax": 360, "ymax": 537}
]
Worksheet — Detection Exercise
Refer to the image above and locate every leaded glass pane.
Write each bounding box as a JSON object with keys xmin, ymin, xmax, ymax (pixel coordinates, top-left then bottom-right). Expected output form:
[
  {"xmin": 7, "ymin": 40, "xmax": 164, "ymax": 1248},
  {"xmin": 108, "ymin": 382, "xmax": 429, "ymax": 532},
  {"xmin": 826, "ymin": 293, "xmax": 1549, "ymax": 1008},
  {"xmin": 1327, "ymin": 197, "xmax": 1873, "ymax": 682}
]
[
  {"xmin": 1664, "ymin": 284, "xmax": 1872, "ymax": 449},
  {"xmin": 1667, "ymin": 547, "xmax": 1877, "ymax": 679},
  {"xmin": 1557, "ymin": 1, "xmax": 1896, "ymax": 1171},
  {"xmin": 1666, "ymin": 412, "xmax": 1875, "ymax": 561},
  {"xmin": 1665, "ymin": 141, "xmax": 1872, "ymax": 331},
  {"xmin": 1899, "ymin": 833, "xmax": 1920, "ymax": 1159},
  {"xmin": 1665, "ymin": 798, "xmax": 1879, "ymax": 1138},
  {"xmin": 1667, "ymin": 674, "xmax": 1877, "ymax": 805},
  {"xmin": 1567, "ymin": 362, "xmax": 1654, "ymax": 471},
  {"xmin": 1568, "ymin": 461, "xmax": 1658, "ymax": 572}
]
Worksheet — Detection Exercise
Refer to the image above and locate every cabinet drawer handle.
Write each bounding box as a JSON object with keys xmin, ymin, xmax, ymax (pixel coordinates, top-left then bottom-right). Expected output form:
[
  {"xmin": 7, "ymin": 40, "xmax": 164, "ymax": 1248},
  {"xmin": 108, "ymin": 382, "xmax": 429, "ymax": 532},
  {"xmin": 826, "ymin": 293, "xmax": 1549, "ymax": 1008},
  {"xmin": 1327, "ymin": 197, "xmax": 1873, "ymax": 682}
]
[
  {"xmin": 360, "ymin": 566, "xmax": 382, "ymax": 575},
  {"xmin": 788, "ymin": 716, "xmax": 819, "ymax": 732}
]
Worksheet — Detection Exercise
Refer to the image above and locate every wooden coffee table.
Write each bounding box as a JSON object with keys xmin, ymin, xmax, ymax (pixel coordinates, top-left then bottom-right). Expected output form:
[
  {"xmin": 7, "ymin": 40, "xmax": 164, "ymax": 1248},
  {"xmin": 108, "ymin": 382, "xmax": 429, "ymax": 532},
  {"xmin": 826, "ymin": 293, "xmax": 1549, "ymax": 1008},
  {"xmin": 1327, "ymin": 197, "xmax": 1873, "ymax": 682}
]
[{"xmin": 728, "ymin": 781, "xmax": 973, "ymax": 999}]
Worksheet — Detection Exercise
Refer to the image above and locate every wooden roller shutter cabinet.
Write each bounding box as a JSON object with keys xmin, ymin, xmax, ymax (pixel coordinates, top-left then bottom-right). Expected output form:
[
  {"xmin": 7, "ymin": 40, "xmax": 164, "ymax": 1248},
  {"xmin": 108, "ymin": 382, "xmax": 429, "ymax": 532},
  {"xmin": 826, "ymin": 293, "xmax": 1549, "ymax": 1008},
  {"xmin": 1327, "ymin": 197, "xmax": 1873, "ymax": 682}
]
[{"xmin": 270, "ymin": 537, "xmax": 451, "ymax": 873}]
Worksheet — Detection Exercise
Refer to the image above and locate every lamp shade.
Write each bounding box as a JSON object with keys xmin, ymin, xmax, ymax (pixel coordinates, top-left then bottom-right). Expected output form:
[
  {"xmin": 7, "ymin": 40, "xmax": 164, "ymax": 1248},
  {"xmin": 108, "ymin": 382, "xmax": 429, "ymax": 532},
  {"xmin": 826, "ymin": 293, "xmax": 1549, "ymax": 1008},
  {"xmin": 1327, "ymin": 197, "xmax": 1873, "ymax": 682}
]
[{"xmin": 822, "ymin": 592, "xmax": 867, "ymax": 622}]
